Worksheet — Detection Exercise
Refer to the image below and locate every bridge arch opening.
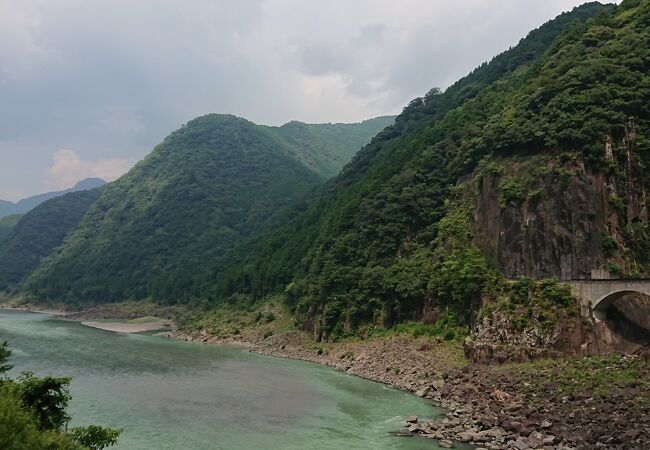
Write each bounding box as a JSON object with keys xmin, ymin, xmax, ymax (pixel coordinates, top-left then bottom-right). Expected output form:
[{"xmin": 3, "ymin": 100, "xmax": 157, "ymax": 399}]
[
  {"xmin": 592, "ymin": 290, "xmax": 639, "ymax": 321},
  {"xmin": 592, "ymin": 291, "xmax": 650, "ymax": 349}
]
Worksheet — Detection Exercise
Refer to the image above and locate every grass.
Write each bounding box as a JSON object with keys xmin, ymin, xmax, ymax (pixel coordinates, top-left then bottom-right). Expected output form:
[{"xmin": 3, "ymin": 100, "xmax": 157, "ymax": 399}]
[
  {"xmin": 503, "ymin": 353, "xmax": 650, "ymax": 402},
  {"xmin": 184, "ymin": 296, "xmax": 296, "ymax": 340}
]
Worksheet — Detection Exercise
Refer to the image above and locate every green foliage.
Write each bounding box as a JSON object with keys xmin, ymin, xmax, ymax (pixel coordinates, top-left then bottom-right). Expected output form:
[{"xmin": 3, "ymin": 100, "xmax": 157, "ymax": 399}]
[
  {"xmin": 481, "ymin": 278, "xmax": 578, "ymax": 330},
  {"xmin": 608, "ymin": 261, "xmax": 621, "ymax": 273},
  {"xmin": 514, "ymin": 353, "xmax": 650, "ymax": 399},
  {"xmin": 608, "ymin": 193, "xmax": 625, "ymax": 211},
  {"xmin": 0, "ymin": 384, "xmax": 83, "ymax": 450},
  {"xmin": 0, "ymin": 341, "xmax": 12, "ymax": 374},
  {"xmin": 16, "ymin": 372, "xmax": 72, "ymax": 431},
  {"xmin": 0, "ymin": 189, "xmax": 102, "ymax": 292},
  {"xmin": 21, "ymin": 115, "xmax": 390, "ymax": 306},
  {"xmin": 431, "ymin": 245, "xmax": 491, "ymax": 311},
  {"xmin": 0, "ymin": 343, "xmax": 119, "ymax": 449},
  {"xmin": 0, "ymin": 213, "xmax": 22, "ymax": 244},
  {"xmin": 266, "ymin": 116, "xmax": 395, "ymax": 179},
  {"xmin": 499, "ymin": 177, "xmax": 528, "ymax": 205},
  {"xmin": 69, "ymin": 426, "xmax": 122, "ymax": 450},
  {"xmin": 393, "ymin": 313, "xmax": 467, "ymax": 341},
  {"xmin": 602, "ymin": 233, "xmax": 619, "ymax": 256}
]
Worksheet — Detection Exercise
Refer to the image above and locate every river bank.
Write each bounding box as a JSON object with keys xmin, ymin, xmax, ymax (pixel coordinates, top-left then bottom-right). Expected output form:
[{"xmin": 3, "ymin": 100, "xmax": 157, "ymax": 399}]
[
  {"xmin": 5, "ymin": 301, "xmax": 648, "ymax": 449},
  {"xmin": 164, "ymin": 327, "xmax": 649, "ymax": 450}
]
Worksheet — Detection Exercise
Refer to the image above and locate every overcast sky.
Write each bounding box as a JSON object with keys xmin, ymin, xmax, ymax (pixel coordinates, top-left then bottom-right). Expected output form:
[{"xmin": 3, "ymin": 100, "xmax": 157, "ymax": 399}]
[{"xmin": 1, "ymin": 0, "xmax": 603, "ymax": 200}]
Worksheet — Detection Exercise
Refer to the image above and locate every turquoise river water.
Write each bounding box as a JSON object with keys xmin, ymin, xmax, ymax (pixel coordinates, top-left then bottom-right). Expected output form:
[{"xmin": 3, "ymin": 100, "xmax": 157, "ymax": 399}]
[{"xmin": 0, "ymin": 310, "xmax": 459, "ymax": 450}]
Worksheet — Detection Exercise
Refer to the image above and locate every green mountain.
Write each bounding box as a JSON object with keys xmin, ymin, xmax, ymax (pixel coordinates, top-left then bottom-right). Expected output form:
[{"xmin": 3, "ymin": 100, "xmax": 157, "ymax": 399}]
[
  {"xmin": 0, "ymin": 214, "xmax": 22, "ymax": 244},
  {"xmin": 0, "ymin": 178, "xmax": 106, "ymax": 220},
  {"xmin": 208, "ymin": 0, "xmax": 650, "ymax": 340},
  {"xmin": 0, "ymin": 188, "xmax": 103, "ymax": 292},
  {"xmin": 21, "ymin": 0, "xmax": 647, "ymax": 347},
  {"xmin": 265, "ymin": 117, "xmax": 396, "ymax": 179},
  {"xmin": 21, "ymin": 114, "xmax": 391, "ymax": 305}
]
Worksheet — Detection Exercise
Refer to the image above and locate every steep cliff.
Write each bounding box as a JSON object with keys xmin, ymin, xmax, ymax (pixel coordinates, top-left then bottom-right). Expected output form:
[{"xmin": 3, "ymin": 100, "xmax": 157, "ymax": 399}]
[{"xmin": 471, "ymin": 129, "xmax": 649, "ymax": 281}]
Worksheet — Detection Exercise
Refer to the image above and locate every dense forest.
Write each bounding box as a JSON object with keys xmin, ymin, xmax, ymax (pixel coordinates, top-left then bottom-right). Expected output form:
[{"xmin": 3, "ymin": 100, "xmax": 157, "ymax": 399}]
[
  {"xmin": 19, "ymin": 115, "xmax": 390, "ymax": 305},
  {"xmin": 0, "ymin": 214, "xmax": 22, "ymax": 244},
  {"xmin": 0, "ymin": 188, "xmax": 104, "ymax": 292},
  {"xmin": 263, "ymin": 117, "xmax": 395, "ymax": 179}
]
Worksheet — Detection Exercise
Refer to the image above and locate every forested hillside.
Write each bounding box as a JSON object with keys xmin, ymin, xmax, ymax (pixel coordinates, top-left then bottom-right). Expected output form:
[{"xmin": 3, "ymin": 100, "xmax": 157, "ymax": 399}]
[
  {"xmin": 0, "ymin": 188, "xmax": 103, "ymax": 292},
  {"xmin": 20, "ymin": 115, "xmax": 390, "ymax": 305},
  {"xmin": 0, "ymin": 214, "xmax": 22, "ymax": 244},
  {"xmin": 209, "ymin": 0, "xmax": 650, "ymax": 340},
  {"xmin": 266, "ymin": 117, "xmax": 395, "ymax": 179}
]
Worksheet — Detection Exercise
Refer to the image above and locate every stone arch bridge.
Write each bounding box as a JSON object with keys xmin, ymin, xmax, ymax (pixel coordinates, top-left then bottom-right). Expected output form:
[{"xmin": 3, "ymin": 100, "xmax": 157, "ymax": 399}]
[{"xmin": 568, "ymin": 279, "xmax": 650, "ymax": 321}]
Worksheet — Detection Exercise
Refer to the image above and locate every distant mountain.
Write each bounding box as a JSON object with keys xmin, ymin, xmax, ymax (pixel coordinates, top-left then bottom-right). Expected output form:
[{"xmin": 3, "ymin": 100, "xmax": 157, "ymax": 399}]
[
  {"xmin": 21, "ymin": 114, "xmax": 390, "ymax": 304},
  {"xmin": 265, "ymin": 116, "xmax": 395, "ymax": 179},
  {"xmin": 0, "ymin": 188, "xmax": 104, "ymax": 291},
  {"xmin": 0, "ymin": 201, "xmax": 15, "ymax": 222},
  {"xmin": 0, "ymin": 178, "xmax": 106, "ymax": 219}
]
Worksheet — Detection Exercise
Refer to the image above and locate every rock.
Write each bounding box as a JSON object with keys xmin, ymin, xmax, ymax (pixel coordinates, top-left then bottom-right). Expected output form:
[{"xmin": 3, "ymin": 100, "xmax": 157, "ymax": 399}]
[
  {"xmin": 439, "ymin": 439, "xmax": 454, "ymax": 448},
  {"xmin": 415, "ymin": 387, "xmax": 431, "ymax": 397},
  {"xmin": 503, "ymin": 420, "xmax": 526, "ymax": 434},
  {"xmin": 407, "ymin": 424, "xmax": 419, "ymax": 433},
  {"xmin": 528, "ymin": 431, "xmax": 544, "ymax": 447},
  {"xmin": 512, "ymin": 438, "xmax": 530, "ymax": 450},
  {"xmin": 406, "ymin": 415, "xmax": 418, "ymax": 423},
  {"xmin": 540, "ymin": 420, "xmax": 552, "ymax": 428},
  {"xmin": 432, "ymin": 379, "xmax": 446, "ymax": 391},
  {"xmin": 457, "ymin": 431, "xmax": 473, "ymax": 442},
  {"xmin": 542, "ymin": 434, "xmax": 556, "ymax": 445}
]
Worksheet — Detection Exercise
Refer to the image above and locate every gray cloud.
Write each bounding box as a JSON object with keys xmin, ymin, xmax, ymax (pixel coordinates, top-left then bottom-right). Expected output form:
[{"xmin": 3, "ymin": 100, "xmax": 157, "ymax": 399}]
[{"xmin": 0, "ymin": 0, "xmax": 599, "ymax": 200}]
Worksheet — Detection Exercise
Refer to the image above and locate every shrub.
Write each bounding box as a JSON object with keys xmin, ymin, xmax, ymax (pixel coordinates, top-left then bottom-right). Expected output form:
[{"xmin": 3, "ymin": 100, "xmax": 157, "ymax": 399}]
[{"xmin": 602, "ymin": 234, "xmax": 618, "ymax": 256}]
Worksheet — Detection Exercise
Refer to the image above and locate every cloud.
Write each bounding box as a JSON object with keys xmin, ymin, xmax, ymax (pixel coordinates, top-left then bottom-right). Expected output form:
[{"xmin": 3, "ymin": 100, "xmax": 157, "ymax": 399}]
[
  {"xmin": 44, "ymin": 149, "xmax": 133, "ymax": 191},
  {"xmin": 1, "ymin": 0, "xmax": 610, "ymax": 200}
]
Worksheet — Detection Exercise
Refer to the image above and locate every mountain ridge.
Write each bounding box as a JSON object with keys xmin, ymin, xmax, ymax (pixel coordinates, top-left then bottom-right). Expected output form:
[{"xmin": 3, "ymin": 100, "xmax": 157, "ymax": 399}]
[
  {"xmin": 0, "ymin": 178, "xmax": 106, "ymax": 219},
  {"xmin": 19, "ymin": 113, "xmax": 392, "ymax": 304}
]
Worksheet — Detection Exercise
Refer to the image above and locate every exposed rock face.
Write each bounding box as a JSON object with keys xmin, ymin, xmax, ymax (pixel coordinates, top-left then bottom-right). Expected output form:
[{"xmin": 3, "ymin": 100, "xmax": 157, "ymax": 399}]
[
  {"xmin": 473, "ymin": 160, "xmax": 609, "ymax": 280},
  {"xmin": 472, "ymin": 134, "xmax": 648, "ymax": 281}
]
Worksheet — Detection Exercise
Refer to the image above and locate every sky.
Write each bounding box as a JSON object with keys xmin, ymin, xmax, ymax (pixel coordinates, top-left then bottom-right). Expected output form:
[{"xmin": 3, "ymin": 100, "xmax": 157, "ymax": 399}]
[{"xmin": 1, "ymin": 0, "xmax": 602, "ymax": 201}]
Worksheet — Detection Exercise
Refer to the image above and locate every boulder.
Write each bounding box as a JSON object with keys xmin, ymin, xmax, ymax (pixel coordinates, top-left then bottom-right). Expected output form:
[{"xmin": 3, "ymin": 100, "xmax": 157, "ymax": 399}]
[
  {"xmin": 406, "ymin": 415, "xmax": 418, "ymax": 423},
  {"xmin": 415, "ymin": 387, "xmax": 431, "ymax": 397}
]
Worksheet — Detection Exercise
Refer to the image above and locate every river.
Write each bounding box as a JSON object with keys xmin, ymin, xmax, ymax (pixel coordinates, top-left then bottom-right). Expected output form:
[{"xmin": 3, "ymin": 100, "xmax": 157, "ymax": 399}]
[{"xmin": 0, "ymin": 310, "xmax": 453, "ymax": 450}]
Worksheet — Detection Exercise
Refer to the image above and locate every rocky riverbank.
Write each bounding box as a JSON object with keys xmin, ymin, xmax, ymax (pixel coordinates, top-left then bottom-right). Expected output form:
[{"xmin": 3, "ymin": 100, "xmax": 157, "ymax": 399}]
[
  {"xmin": 165, "ymin": 327, "xmax": 650, "ymax": 449},
  {"xmin": 17, "ymin": 298, "xmax": 646, "ymax": 449}
]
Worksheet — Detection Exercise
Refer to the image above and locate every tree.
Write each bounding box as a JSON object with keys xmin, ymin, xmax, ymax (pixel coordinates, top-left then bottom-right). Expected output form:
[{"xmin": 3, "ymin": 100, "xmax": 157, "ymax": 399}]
[
  {"xmin": 17, "ymin": 371, "xmax": 71, "ymax": 430},
  {"xmin": 70, "ymin": 425, "xmax": 122, "ymax": 450},
  {"xmin": 0, "ymin": 341, "xmax": 12, "ymax": 374}
]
